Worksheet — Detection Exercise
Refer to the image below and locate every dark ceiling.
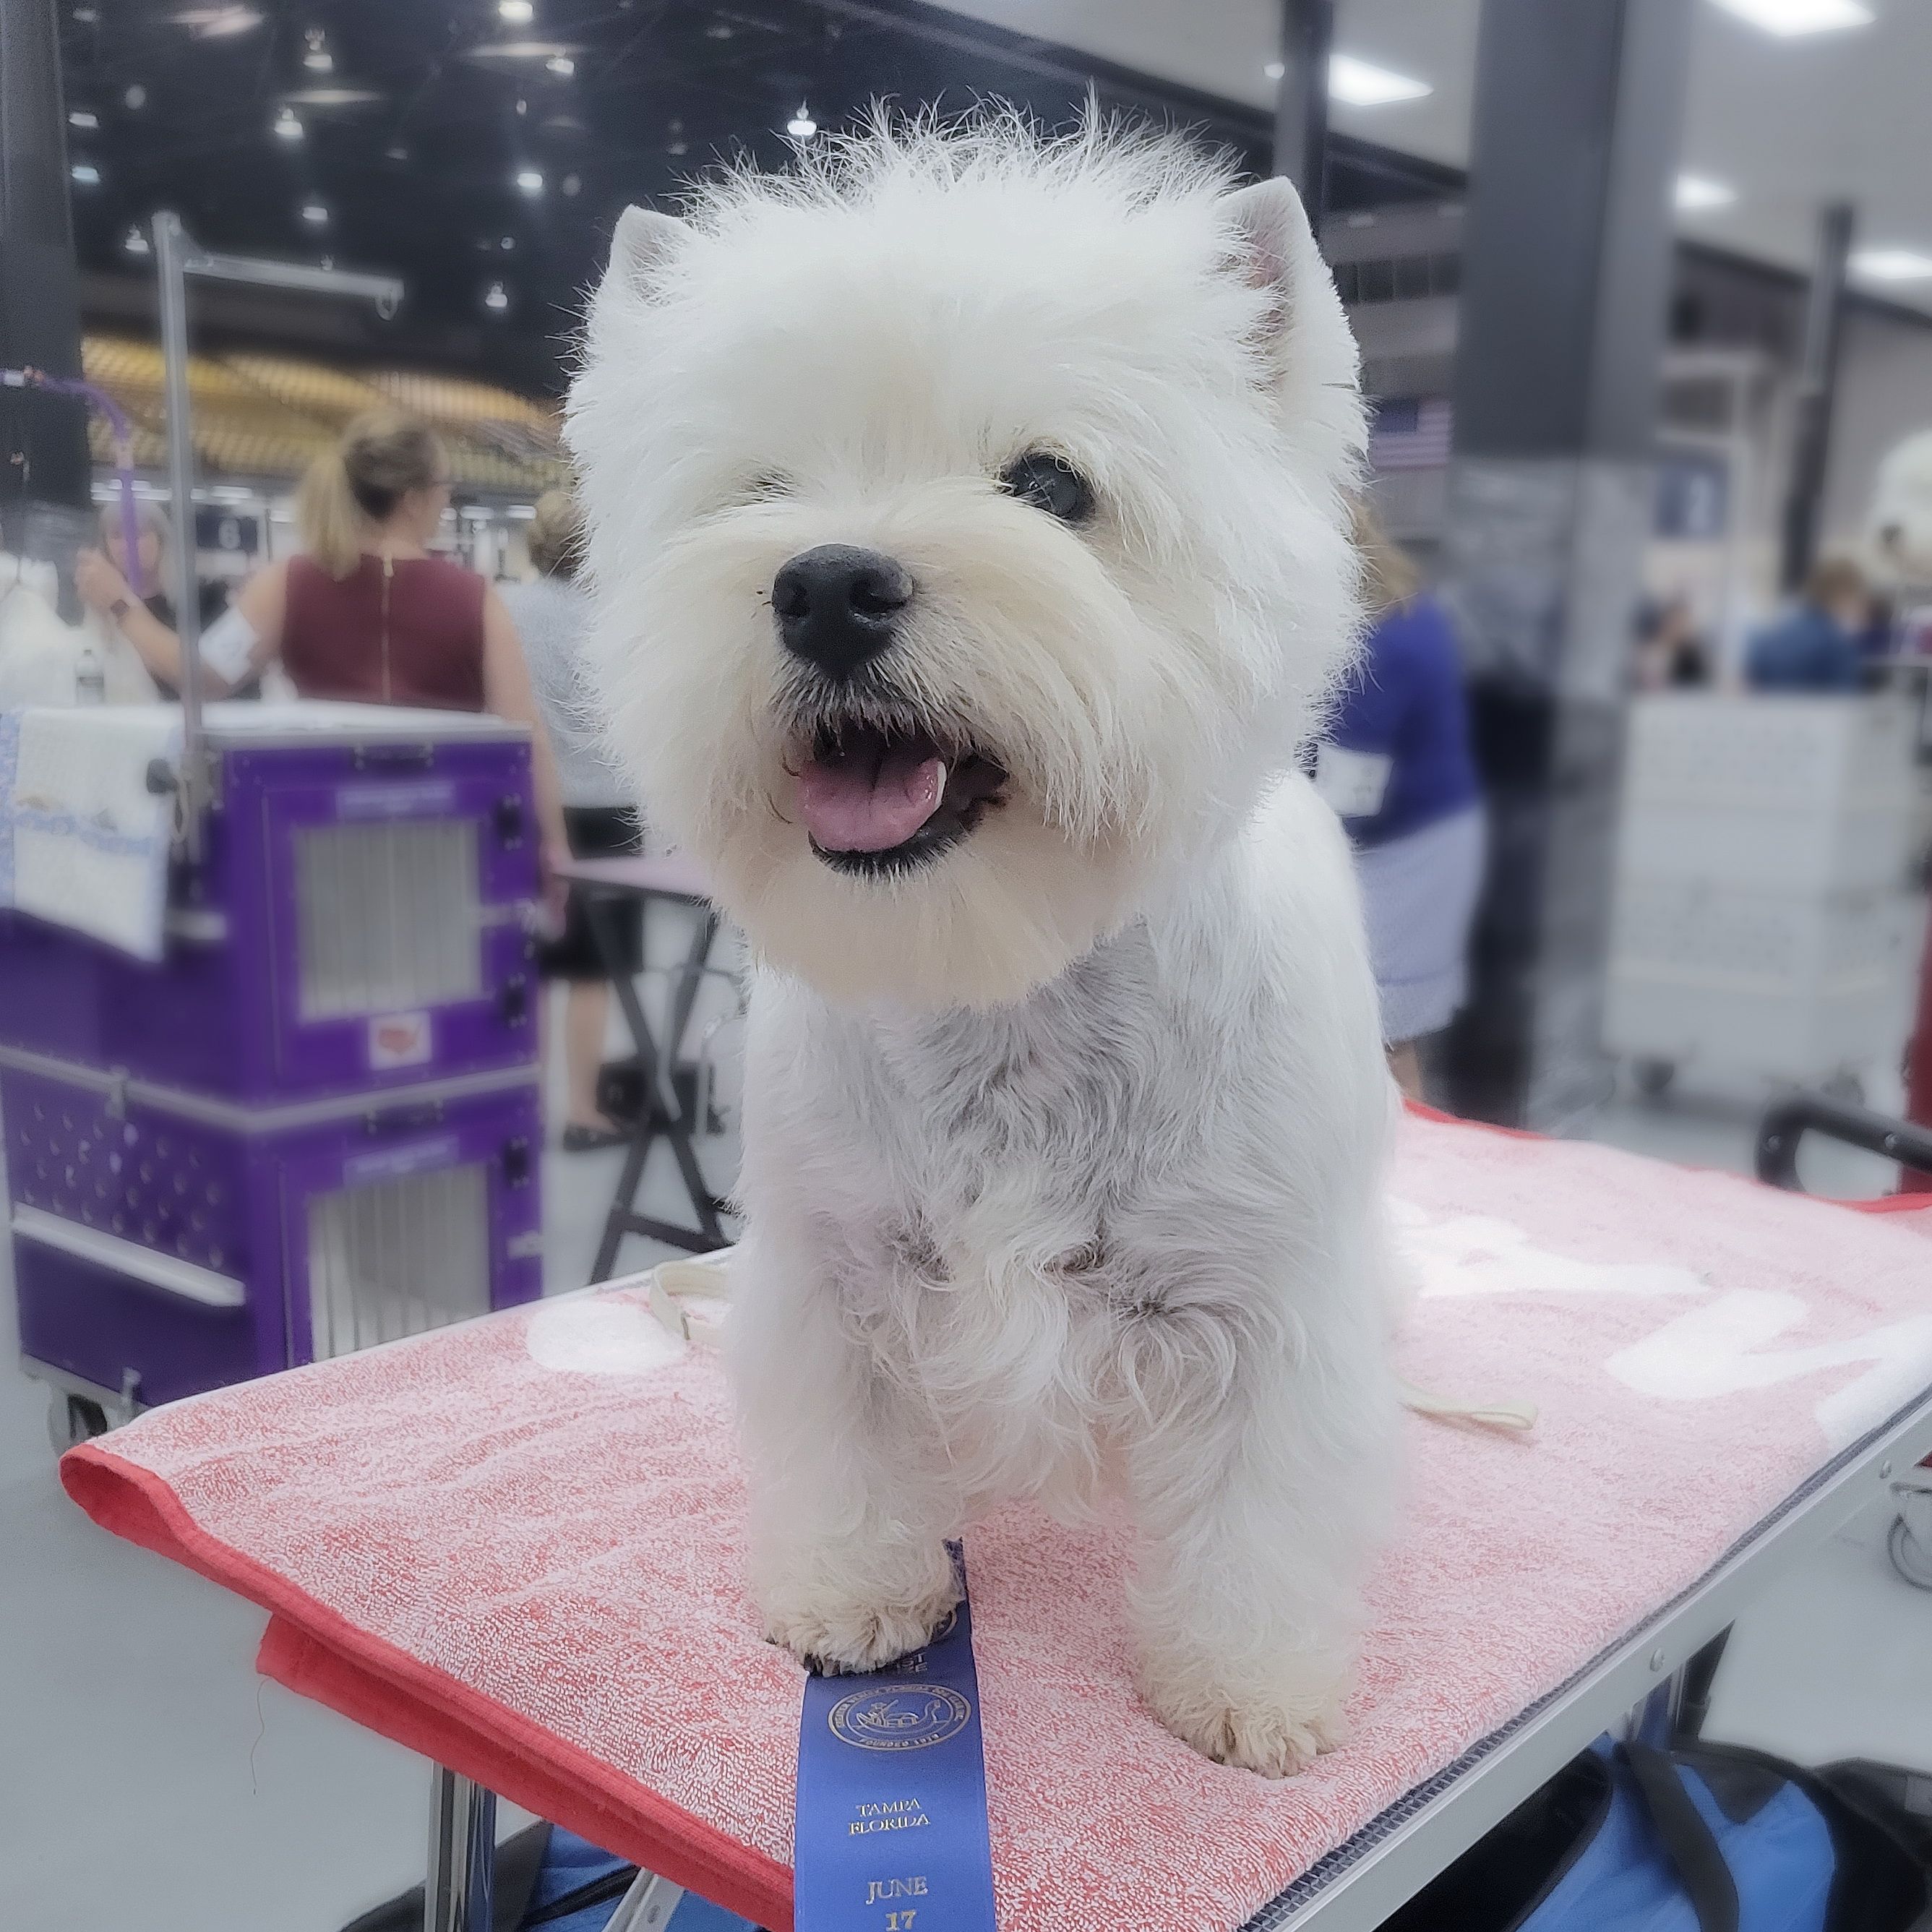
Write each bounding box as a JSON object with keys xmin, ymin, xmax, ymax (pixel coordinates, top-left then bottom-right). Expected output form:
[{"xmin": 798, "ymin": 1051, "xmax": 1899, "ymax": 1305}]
[{"xmin": 56, "ymin": 0, "xmax": 1459, "ymax": 397}]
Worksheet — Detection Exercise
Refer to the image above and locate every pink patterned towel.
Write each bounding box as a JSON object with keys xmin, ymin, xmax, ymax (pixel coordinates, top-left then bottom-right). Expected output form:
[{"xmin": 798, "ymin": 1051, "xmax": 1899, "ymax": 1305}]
[{"xmin": 61, "ymin": 1114, "xmax": 1932, "ymax": 1932}]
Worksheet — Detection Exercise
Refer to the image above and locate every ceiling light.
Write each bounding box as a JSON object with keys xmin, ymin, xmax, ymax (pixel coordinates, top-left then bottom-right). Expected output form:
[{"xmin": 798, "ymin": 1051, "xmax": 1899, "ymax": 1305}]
[
  {"xmin": 1709, "ymin": 0, "xmax": 1873, "ymax": 33},
  {"xmin": 667, "ymin": 138, "xmax": 688, "ymax": 155},
  {"xmin": 301, "ymin": 199, "xmax": 329, "ymax": 225},
  {"xmin": 274, "ymin": 106, "xmax": 304, "ymax": 139},
  {"xmin": 546, "ymin": 54, "xmax": 573, "ymax": 75},
  {"xmin": 561, "ymin": 172, "xmax": 580, "ymax": 197},
  {"xmin": 515, "ymin": 167, "xmax": 544, "ymax": 193},
  {"xmin": 484, "ymin": 281, "xmax": 510, "ymax": 312},
  {"xmin": 705, "ymin": 20, "xmax": 733, "ymax": 37},
  {"xmin": 69, "ymin": 109, "xmax": 98, "ymax": 130},
  {"xmin": 124, "ymin": 226, "xmax": 150, "ymax": 255},
  {"xmin": 465, "ymin": 39, "xmax": 581, "ymax": 64},
  {"xmin": 303, "ymin": 26, "xmax": 331, "ymax": 71},
  {"xmin": 1851, "ymin": 247, "xmax": 1932, "ymax": 283},
  {"xmin": 123, "ymin": 84, "xmax": 147, "ymax": 108},
  {"xmin": 787, "ymin": 105, "xmax": 817, "ymax": 139},
  {"xmin": 500, "ymin": 235, "xmax": 516, "ymax": 250},
  {"xmin": 70, "ymin": 162, "xmax": 100, "ymax": 186},
  {"xmin": 171, "ymin": 5, "xmax": 262, "ymax": 36},
  {"xmin": 499, "ymin": 0, "xmax": 534, "ymax": 19},
  {"xmin": 1328, "ymin": 53, "xmax": 1432, "ymax": 106},
  {"xmin": 285, "ymin": 85, "xmax": 383, "ymax": 107},
  {"xmin": 385, "ymin": 142, "xmax": 409, "ymax": 160},
  {"xmin": 72, "ymin": 6, "xmax": 98, "ymax": 20},
  {"xmin": 1263, "ymin": 60, "xmax": 1284, "ymax": 80},
  {"xmin": 1675, "ymin": 173, "xmax": 1738, "ymax": 210}
]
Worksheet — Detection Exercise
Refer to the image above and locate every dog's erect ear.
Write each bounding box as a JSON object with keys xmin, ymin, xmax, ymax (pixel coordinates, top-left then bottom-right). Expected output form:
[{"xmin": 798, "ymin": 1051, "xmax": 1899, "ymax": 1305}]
[
  {"xmin": 1220, "ymin": 176, "xmax": 1365, "ymax": 477},
  {"xmin": 607, "ymin": 205, "xmax": 686, "ymax": 301}
]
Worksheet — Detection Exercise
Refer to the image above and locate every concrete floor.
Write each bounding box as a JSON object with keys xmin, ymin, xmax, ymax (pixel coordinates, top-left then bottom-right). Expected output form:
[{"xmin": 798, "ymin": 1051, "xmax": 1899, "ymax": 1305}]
[{"xmin": 1, "ymin": 998, "xmax": 1926, "ymax": 1929}]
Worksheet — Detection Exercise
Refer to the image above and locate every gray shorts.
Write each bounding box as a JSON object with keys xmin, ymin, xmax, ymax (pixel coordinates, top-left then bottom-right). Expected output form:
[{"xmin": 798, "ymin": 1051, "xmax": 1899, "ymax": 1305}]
[{"xmin": 1353, "ymin": 804, "xmax": 1487, "ymax": 1046}]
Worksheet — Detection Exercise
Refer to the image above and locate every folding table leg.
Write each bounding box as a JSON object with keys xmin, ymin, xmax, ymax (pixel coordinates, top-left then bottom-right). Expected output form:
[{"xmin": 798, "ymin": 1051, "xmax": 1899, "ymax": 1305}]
[{"xmin": 424, "ymin": 1767, "xmax": 496, "ymax": 1932}]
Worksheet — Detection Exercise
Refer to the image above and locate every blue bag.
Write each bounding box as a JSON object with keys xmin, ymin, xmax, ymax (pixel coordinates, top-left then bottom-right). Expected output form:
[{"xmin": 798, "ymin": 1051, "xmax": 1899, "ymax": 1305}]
[{"xmin": 1384, "ymin": 1737, "xmax": 1931, "ymax": 1932}]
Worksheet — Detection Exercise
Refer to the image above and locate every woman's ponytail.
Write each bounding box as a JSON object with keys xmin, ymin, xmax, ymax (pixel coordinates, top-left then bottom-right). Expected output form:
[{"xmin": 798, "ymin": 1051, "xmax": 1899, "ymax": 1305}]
[
  {"xmin": 297, "ymin": 410, "xmax": 448, "ymax": 580},
  {"xmin": 297, "ymin": 446, "xmax": 365, "ymax": 580}
]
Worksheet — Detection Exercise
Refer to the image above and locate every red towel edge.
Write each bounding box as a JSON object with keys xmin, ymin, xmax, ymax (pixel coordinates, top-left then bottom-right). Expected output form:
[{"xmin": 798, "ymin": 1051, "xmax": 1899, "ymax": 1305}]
[{"xmin": 59, "ymin": 1443, "xmax": 794, "ymax": 1931}]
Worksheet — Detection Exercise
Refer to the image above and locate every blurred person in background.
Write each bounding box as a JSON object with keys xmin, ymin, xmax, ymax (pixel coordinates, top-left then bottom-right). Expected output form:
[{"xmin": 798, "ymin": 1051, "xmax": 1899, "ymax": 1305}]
[
  {"xmin": 1633, "ymin": 593, "xmax": 1711, "ymax": 690},
  {"xmin": 73, "ymin": 501, "xmax": 247, "ymax": 699},
  {"xmin": 80, "ymin": 408, "xmax": 568, "ymax": 890},
  {"xmin": 502, "ymin": 489, "xmax": 645, "ymax": 1152},
  {"xmin": 1746, "ymin": 555, "xmax": 1873, "ymax": 692},
  {"xmin": 1315, "ymin": 501, "xmax": 1485, "ymax": 1101}
]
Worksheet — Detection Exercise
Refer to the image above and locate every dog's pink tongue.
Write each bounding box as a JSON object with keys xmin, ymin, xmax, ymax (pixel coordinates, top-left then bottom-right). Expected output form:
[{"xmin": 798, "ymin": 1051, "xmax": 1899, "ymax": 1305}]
[{"xmin": 797, "ymin": 747, "xmax": 948, "ymax": 853}]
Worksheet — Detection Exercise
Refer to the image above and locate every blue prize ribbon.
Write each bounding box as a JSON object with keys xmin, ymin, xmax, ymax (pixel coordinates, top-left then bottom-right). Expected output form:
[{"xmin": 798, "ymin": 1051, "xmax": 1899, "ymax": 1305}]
[{"xmin": 794, "ymin": 1545, "xmax": 998, "ymax": 1932}]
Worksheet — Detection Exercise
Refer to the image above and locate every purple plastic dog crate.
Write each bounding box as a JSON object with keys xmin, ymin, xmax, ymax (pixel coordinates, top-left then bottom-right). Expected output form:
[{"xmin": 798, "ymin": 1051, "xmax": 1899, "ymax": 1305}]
[
  {"xmin": 0, "ymin": 703, "xmax": 541, "ymax": 1102},
  {"xmin": 0, "ymin": 703, "xmax": 546, "ymax": 1445},
  {"xmin": 8, "ymin": 1057, "xmax": 542, "ymax": 1441}
]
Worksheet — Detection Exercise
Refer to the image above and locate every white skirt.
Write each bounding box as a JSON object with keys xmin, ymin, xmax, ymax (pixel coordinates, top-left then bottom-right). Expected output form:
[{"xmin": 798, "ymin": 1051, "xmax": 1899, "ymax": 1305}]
[{"xmin": 1352, "ymin": 804, "xmax": 1487, "ymax": 1047}]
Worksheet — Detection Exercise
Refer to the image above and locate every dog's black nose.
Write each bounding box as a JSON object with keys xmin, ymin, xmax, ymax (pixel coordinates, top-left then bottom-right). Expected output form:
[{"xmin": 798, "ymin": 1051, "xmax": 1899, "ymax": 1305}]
[{"xmin": 772, "ymin": 545, "xmax": 912, "ymax": 681}]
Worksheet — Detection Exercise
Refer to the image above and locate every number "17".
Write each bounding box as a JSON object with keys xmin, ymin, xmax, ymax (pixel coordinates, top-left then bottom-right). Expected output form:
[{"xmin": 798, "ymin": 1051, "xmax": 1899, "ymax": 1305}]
[{"xmin": 885, "ymin": 1912, "xmax": 917, "ymax": 1930}]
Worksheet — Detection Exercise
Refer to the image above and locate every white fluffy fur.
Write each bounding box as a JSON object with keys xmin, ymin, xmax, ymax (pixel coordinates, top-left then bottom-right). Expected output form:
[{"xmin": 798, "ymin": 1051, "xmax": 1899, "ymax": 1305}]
[
  {"xmin": 568, "ymin": 119, "xmax": 1399, "ymax": 1777},
  {"xmin": 1868, "ymin": 428, "xmax": 1932, "ymax": 590}
]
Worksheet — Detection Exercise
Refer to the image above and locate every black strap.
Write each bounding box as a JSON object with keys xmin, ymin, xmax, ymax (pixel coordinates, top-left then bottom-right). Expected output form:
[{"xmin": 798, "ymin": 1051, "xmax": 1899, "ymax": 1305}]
[
  {"xmin": 522, "ymin": 1861, "xmax": 642, "ymax": 1926},
  {"xmin": 1624, "ymin": 1742, "xmax": 1741, "ymax": 1932}
]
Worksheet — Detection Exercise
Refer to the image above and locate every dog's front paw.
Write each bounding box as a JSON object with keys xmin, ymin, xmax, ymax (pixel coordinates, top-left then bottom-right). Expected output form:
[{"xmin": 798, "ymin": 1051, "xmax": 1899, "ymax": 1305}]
[
  {"xmin": 1139, "ymin": 1654, "xmax": 1350, "ymax": 1778},
  {"xmin": 761, "ymin": 1566, "xmax": 960, "ymax": 1675}
]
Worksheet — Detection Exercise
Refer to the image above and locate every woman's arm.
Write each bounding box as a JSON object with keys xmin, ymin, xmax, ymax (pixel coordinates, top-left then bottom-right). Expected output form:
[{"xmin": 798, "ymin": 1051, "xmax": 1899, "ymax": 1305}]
[
  {"xmin": 74, "ymin": 551, "xmax": 287, "ymax": 697},
  {"xmin": 481, "ymin": 583, "xmax": 572, "ymax": 907}
]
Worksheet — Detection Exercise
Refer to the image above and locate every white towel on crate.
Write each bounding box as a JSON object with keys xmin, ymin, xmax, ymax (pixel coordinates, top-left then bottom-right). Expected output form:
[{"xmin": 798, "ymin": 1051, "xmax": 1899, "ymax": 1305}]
[{"xmin": 0, "ymin": 705, "xmax": 181, "ymax": 961}]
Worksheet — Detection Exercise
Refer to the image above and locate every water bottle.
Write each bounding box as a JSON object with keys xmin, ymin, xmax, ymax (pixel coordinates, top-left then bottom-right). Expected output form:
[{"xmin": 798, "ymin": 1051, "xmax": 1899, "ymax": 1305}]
[{"xmin": 75, "ymin": 647, "xmax": 106, "ymax": 706}]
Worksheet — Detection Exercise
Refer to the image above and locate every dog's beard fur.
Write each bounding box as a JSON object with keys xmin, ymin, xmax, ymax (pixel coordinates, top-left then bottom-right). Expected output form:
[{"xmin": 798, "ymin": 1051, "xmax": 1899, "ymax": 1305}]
[{"xmin": 567, "ymin": 116, "xmax": 1364, "ymax": 1010}]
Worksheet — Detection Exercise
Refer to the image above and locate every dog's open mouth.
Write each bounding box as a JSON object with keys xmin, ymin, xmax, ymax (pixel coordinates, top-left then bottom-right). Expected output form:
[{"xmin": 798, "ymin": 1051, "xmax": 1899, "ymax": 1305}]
[{"xmin": 793, "ymin": 721, "xmax": 1008, "ymax": 875}]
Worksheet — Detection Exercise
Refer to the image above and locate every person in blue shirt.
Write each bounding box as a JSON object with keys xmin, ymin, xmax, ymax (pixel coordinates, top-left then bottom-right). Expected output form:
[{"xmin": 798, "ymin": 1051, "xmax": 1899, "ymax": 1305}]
[
  {"xmin": 1315, "ymin": 503, "xmax": 1485, "ymax": 1099},
  {"xmin": 1745, "ymin": 556, "xmax": 1873, "ymax": 692}
]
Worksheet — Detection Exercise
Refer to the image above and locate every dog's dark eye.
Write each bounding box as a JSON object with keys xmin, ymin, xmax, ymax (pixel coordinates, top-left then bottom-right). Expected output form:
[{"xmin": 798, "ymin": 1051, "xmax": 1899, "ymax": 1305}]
[{"xmin": 997, "ymin": 452, "xmax": 1094, "ymax": 524}]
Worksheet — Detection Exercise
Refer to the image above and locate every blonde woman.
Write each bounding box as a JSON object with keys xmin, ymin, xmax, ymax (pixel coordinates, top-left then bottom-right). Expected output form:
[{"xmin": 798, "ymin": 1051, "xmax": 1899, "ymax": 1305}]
[
  {"xmin": 77, "ymin": 408, "xmax": 568, "ymax": 889},
  {"xmin": 502, "ymin": 491, "xmax": 644, "ymax": 1150}
]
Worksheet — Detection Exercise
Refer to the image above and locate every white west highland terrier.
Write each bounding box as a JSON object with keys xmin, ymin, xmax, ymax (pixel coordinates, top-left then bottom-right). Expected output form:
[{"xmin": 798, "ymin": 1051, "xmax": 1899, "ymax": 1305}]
[{"xmin": 568, "ymin": 121, "xmax": 1399, "ymax": 1777}]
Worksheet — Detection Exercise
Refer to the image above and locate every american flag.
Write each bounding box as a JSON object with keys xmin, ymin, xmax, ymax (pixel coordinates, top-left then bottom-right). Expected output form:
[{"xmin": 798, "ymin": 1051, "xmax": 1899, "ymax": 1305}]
[{"xmin": 1368, "ymin": 396, "xmax": 1454, "ymax": 472}]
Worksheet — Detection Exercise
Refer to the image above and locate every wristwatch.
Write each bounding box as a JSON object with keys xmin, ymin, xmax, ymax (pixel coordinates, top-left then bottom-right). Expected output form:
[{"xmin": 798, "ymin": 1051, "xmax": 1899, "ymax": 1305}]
[{"xmin": 108, "ymin": 596, "xmax": 133, "ymax": 622}]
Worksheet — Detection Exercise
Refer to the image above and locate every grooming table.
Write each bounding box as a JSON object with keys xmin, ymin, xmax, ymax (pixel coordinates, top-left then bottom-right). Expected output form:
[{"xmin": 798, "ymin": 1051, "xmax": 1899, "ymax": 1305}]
[
  {"xmin": 553, "ymin": 853, "xmax": 733, "ymax": 1276},
  {"xmin": 59, "ymin": 1113, "xmax": 1932, "ymax": 1932}
]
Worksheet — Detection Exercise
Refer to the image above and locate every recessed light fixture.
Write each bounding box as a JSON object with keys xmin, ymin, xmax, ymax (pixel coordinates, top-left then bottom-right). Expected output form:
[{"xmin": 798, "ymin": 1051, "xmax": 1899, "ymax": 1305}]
[
  {"xmin": 484, "ymin": 281, "xmax": 510, "ymax": 312},
  {"xmin": 500, "ymin": 0, "xmax": 534, "ymax": 20},
  {"xmin": 787, "ymin": 104, "xmax": 817, "ymax": 139},
  {"xmin": 171, "ymin": 5, "xmax": 262, "ymax": 37},
  {"xmin": 385, "ymin": 142, "xmax": 409, "ymax": 160},
  {"xmin": 304, "ymin": 27, "xmax": 332, "ymax": 71},
  {"xmin": 68, "ymin": 108, "xmax": 98, "ymax": 130},
  {"xmin": 274, "ymin": 105, "xmax": 304, "ymax": 140},
  {"xmin": 1709, "ymin": 0, "xmax": 1873, "ymax": 34},
  {"xmin": 500, "ymin": 235, "xmax": 516, "ymax": 251},
  {"xmin": 124, "ymin": 226, "xmax": 150, "ymax": 255},
  {"xmin": 465, "ymin": 39, "xmax": 582, "ymax": 64},
  {"xmin": 1851, "ymin": 246, "xmax": 1932, "ymax": 283},
  {"xmin": 561, "ymin": 172, "xmax": 580, "ymax": 197},
  {"xmin": 301, "ymin": 199, "xmax": 329, "ymax": 226},
  {"xmin": 546, "ymin": 54, "xmax": 573, "ymax": 75},
  {"xmin": 285, "ymin": 86, "xmax": 384, "ymax": 108},
  {"xmin": 1328, "ymin": 53, "xmax": 1432, "ymax": 106},
  {"xmin": 515, "ymin": 167, "xmax": 544, "ymax": 194},
  {"xmin": 123, "ymin": 84, "xmax": 147, "ymax": 108},
  {"xmin": 72, "ymin": 6, "xmax": 98, "ymax": 21},
  {"xmin": 70, "ymin": 162, "xmax": 100, "ymax": 185},
  {"xmin": 1263, "ymin": 60, "xmax": 1284, "ymax": 80},
  {"xmin": 1675, "ymin": 173, "xmax": 1738, "ymax": 211}
]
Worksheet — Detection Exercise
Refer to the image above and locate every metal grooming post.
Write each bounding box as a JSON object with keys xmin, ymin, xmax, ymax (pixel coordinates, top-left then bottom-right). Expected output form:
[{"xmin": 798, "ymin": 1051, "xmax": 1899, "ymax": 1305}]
[
  {"xmin": 425, "ymin": 1768, "xmax": 496, "ymax": 1932},
  {"xmin": 149, "ymin": 212, "xmax": 403, "ymax": 861}
]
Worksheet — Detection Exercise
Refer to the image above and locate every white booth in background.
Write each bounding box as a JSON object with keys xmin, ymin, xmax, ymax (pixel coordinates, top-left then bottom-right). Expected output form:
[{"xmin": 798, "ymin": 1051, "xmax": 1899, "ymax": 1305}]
[{"xmin": 1604, "ymin": 693, "xmax": 1922, "ymax": 1096}]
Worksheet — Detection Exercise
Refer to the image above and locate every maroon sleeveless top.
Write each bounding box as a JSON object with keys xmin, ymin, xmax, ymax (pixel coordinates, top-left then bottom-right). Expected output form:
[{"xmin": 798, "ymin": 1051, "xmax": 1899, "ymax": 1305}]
[{"xmin": 281, "ymin": 553, "xmax": 488, "ymax": 710}]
